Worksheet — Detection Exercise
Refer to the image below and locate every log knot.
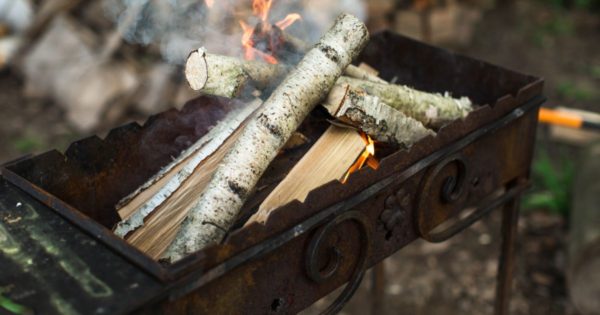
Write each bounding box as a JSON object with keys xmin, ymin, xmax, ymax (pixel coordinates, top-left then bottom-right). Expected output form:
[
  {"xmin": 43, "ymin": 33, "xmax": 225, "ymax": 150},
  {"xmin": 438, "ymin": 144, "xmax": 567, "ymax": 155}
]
[
  {"xmin": 228, "ymin": 180, "xmax": 249, "ymax": 200},
  {"xmin": 316, "ymin": 43, "xmax": 342, "ymax": 66}
]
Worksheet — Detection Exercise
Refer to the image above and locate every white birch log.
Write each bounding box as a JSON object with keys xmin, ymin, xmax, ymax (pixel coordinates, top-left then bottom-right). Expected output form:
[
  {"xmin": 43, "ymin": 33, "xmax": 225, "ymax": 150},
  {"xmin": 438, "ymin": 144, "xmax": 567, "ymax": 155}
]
[
  {"xmin": 184, "ymin": 48, "xmax": 384, "ymax": 99},
  {"xmin": 185, "ymin": 47, "xmax": 290, "ymax": 98},
  {"xmin": 324, "ymin": 84, "xmax": 435, "ymax": 146},
  {"xmin": 113, "ymin": 99, "xmax": 262, "ymax": 237},
  {"xmin": 337, "ymin": 76, "xmax": 472, "ymax": 128},
  {"xmin": 164, "ymin": 13, "xmax": 369, "ymax": 262}
]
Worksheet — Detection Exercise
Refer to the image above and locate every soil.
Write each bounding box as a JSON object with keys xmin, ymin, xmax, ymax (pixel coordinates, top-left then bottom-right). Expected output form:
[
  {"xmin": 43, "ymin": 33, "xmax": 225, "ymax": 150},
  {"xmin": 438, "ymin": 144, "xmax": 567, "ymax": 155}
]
[{"xmin": 1, "ymin": 1, "xmax": 598, "ymax": 314}]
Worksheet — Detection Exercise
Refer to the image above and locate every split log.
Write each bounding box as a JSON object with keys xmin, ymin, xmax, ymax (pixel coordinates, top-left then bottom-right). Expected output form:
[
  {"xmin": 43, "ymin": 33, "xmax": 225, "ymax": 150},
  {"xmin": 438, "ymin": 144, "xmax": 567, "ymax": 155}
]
[
  {"xmin": 123, "ymin": 127, "xmax": 243, "ymax": 259},
  {"xmin": 337, "ymin": 76, "xmax": 472, "ymax": 128},
  {"xmin": 568, "ymin": 142, "xmax": 600, "ymax": 315},
  {"xmin": 114, "ymin": 99, "xmax": 262, "ymax": 237},
  {"xmin": 164, "ymin": 13, "xmax": 369, "ymax": 262},
  {"xmin": 324, "ymin": 83, "xmax": 435, "ymax": 145},
  {"xmin": 249, "ymin": 126, "xmax": 368, "ymax": 224}
]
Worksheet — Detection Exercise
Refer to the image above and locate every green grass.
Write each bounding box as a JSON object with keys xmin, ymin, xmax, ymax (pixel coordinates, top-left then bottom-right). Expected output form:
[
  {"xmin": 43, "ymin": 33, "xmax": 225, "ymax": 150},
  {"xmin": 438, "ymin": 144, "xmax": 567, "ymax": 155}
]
[{"xmin": 522, "ymin": 152, "xmax": 574, "ymax": 216}]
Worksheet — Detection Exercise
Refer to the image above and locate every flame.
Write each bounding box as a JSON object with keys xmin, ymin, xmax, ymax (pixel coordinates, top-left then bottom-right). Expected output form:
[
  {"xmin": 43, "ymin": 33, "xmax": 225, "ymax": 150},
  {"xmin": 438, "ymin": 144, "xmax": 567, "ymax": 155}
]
[
  {"xmin": 276, "ymin": 13, "xmax": 302, "ymax": 30},
  {"xmin": 341, "ymin": 132, "xmax": 379, "ymax": 184},
  {"xmin": 205, "ymin": 0, "xmax": 214, "ymax": 8},
  {"xmin": 239, "ymin": 0, "xmax": 301, "ymax": 64},
  {"xmin": 253, "ymin": 0, "xmax": 273, "ymax": 22},
  {"xmin": 240, "ymin": 21, "xmax": 279, "ymax": 64}
]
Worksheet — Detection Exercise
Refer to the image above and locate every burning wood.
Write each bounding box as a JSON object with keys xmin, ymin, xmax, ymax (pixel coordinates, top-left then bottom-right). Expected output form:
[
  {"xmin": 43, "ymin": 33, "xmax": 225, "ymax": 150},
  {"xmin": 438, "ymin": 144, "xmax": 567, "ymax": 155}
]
[
  {"xmin": 185, "ymin": 51, "xmax": 471, "ymax": 129},
  {"xmin": 163, "ymin": 13, "xmax": 369, "ymax": 262},
  {"xmin": 324, "ymin": 83, "xmax": 435, "ymax": 145},
  {"xmin": 249, "ymin": 126, "xmax": 371, "ymax": 224},
  {"xmin": 185, "ymin": 48, "xmax": 289, "ymax": 98},
  {"xmin": 338, "ymin": 76, "xmax": 472, "ymax": 128},
  {"xmin": 114, "ymin": 9, "xmax": 474, "ymax": 262}
]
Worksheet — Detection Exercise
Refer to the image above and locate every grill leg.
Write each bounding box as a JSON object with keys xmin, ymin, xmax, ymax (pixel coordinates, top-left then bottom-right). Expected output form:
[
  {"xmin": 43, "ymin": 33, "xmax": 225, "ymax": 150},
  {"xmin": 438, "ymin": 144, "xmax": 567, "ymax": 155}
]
[
  {"xmin": 494, "ymin": 194, "xmax": 520, "ymax": 315},
  {"xmin": 371, "ymin": 261, "xmax": 385, "ymax": 315}
]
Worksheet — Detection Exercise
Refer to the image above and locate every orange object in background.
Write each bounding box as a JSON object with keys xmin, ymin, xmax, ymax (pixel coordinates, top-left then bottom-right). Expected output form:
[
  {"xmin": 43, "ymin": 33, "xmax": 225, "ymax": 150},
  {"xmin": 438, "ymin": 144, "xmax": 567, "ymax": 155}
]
[{"xmin": 539, "ymin": 108, "xmax": 583, "ymax": 129}]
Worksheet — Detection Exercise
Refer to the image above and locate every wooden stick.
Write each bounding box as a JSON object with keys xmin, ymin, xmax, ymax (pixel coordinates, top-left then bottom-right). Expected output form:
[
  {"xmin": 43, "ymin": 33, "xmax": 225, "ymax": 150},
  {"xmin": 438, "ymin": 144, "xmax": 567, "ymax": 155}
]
[
  {"xmin": 249, "ymin": 126, "xmax": 367, "ymax": 224},
  {"xmin": 163, "ymin": 13, "xmax": 369, "ymax": 262},
  {"xmin": 113, "ymin": 99, "xmax": 262, "ymax": 237},
  {"xmin": 337, "ymin": 76, "xmax": 472, "ymax": 128},
  {"xmin": 324, "ymin": 84, "xmax": 435, "ymax": 145}
]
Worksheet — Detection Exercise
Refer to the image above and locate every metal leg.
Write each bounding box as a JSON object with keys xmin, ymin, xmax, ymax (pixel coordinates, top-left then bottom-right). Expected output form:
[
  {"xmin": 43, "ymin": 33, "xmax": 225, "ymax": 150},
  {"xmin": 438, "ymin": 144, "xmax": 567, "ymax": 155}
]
[
  {"xmin": 371, "ymin": 261, "xmax": 386, "ymax": 315},
  {"xmin": 494, "ymin": 194, "xmax": 520, "ymax": 315}
]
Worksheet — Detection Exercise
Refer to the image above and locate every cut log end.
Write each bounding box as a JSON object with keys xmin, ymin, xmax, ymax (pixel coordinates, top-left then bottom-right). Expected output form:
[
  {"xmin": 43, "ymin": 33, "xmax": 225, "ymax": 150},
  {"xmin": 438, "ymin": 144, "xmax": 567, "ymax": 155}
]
[{"xmin": 184, "ymin": 48, "xmax": 208, "ymax": 91}]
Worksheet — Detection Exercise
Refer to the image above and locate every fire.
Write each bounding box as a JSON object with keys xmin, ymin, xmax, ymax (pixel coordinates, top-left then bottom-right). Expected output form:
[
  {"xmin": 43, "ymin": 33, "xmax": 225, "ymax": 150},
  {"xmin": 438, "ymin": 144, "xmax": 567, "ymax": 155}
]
[
  {"xmin": 239, "ymin": 21, "xmax": 279, "ymax": 64},
  {"xmin": 276, "ymin": 13, "xmax": 302, "ymax": 30},
  {"xmin": 253, "ymin": 0, "xmax": 273, "ymax": 22},
  {"xmin": 341, "ymin": 132, "xmax": 379, "ymax": 184},
  {"xmin": 236, "ymin": 0, "xmax": 302, "ymax": 64}
]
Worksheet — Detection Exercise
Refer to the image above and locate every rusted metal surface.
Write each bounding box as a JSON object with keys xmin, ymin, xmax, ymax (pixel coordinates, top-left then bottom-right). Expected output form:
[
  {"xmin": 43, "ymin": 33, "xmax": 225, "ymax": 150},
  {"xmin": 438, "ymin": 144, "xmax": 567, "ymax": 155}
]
[{"xmin": 0, "ymin": 32, "xmax": 544, "ymax": 314}]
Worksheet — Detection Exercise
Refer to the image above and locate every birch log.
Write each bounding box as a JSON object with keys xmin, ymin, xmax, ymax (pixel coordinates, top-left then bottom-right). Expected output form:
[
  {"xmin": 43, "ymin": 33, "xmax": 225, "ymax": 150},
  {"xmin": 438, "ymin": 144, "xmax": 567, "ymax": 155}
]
[
  {"xmin": 324, "ymin": 84, "xmax": 435, "ymax": 145},
  {"xmin": 337, "ymin": 76, "xmax": 472, "ymax": 128},
  {"xmin": 185, "ymin": 48, "xmax": 290, "ymax": 98},
  {"xmin": 113, "ymin": 99, "xmax": 262, "ymax": 237},
  {"xmin": 184, "ymin": 50, "xmax": 384, "ymax": 98},
  {"xmin": 164, "ymin": 13, "xmax": 369, "ymax": 262}
]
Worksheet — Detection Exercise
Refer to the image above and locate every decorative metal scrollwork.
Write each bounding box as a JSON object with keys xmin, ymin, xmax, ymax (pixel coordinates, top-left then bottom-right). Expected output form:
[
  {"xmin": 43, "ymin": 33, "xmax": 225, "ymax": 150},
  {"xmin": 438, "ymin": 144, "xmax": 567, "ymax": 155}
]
[
  {"xmin": 305, "ymin": 211, "xmax": 371, "ymax": 315},
  {"xmin": 380, "ymin": 189, "xmax": 410, "ymax": 238},
  {"xmin": 417, "ymin": 153, "xmax": 470, "ymax": 243}
]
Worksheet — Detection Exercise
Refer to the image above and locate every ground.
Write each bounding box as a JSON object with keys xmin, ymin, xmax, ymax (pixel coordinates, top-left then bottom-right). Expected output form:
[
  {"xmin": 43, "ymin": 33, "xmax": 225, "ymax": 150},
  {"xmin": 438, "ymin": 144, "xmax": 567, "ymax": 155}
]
[{"xmin": 1, "ymin": 0, "xmax": 599, "ymax": 314}]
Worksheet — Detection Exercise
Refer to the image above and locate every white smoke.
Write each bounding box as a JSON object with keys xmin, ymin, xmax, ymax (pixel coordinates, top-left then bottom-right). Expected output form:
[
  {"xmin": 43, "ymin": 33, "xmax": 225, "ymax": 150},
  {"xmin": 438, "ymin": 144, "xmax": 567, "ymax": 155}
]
[{"xmin": 103, "ymin": 0, "xmax": 366, "ymax": 64}]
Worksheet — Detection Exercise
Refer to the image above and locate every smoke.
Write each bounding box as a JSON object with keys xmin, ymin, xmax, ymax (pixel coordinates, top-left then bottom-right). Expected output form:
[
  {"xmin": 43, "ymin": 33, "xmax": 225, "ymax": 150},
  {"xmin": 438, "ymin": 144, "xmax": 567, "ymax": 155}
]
[{"xmin": 103, "ymin": 0, "xmax": 366, "ymax": 64}]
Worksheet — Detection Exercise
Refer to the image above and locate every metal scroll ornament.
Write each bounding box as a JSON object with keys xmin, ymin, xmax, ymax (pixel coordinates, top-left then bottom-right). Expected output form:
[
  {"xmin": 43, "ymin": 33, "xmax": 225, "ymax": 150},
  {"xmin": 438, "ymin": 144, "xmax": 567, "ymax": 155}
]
[
  {"xmin": 305, "ymin": 211, "xmax": 371, "ymax": 315},
  {"xmin": 417, "ymin": 153, "xmax": 469, "ymax": 242}
]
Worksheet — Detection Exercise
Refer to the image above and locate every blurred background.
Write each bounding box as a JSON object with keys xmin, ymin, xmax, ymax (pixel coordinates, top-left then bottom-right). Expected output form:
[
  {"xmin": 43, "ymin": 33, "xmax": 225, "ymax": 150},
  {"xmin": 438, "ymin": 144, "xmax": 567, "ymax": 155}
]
[{"xmin": 1, "ymin": 0, "xmax": 599, "ymax": 314}]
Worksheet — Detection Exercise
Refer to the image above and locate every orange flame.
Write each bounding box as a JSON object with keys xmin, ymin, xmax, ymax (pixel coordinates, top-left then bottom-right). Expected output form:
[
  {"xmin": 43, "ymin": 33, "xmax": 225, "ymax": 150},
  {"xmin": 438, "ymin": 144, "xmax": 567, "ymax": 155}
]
[
  {"xmin": 341, "ymin": 132, "xmax": 379, "ymax": 184},
  {"xmin": 240, "ymin": 21, "xmax": 279, "ymax": 64},
  {"xmin": 239, "ymin": 0, "xmax": 301, "ymax": 64},
  {"xmin": 253, "ymin": 0, "xmax": 273, "ymax": 22},
  {"xmin": 276, "ymin": 13, "xmax": 302, "ymax": 30},
  {"xmin": 205, "ymin": 0, "xmax": 214, "ymax": 8}
]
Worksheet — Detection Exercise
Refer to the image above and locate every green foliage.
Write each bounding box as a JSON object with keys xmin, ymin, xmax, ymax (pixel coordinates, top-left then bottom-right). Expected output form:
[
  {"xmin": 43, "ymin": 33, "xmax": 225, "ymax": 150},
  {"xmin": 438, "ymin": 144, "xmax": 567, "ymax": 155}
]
[
  {"xmin": 11, "ymin": 135, "xmax": 44, "ymax": 153},
  {"xmin": 522, "ymin": 152, "xmax": 574, "ymax": 216},
  {"xmin": 556, "ymin": 81, "xmax": 593, "ymax": 101}
]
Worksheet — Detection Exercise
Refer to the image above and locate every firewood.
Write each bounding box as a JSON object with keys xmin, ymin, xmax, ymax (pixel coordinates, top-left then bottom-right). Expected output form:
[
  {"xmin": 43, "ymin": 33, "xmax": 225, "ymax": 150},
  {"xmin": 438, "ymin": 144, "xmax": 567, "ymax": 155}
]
[
  {"xmin": 113, "ymin": 99, "xmax": 262, "ymax": 239},
  {"xmin": 337, "ymin": 76, "xmax": 472, "ymax": 128},
  {"xmin": 278, "ymin": 30, "xmax": 388, "ymax": 84},
  {"xmin": 324, "ymin": 83, "xmax": 435, "ymax": 145},
  {"xmin": 123, "ymin": 126, "xmax": 243, "ymax": 259},
  {"xmin": 163, "ymin": 13, "xmax": 369, "ymax": 262},
  {"xmin": 249, "ymin": 126, "xmax": 368, "ymax": 224},
  {"xmin": 185, "ymin": 47, "xmax": 290, "ymax": 98},
  {"xmin": 184, "ymin": 52, "xmax": 471, "ymax": 129},
  {"xmin": 184, "ymin": 48, "xmax": 385, "ymax": 99}
]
